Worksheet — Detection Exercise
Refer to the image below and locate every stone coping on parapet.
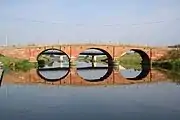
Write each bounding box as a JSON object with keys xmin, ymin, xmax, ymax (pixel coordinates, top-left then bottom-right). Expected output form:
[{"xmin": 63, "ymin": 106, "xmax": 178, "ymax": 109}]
[{"xmin": 0, "ymin": 43, "xmax": 169, "ymax": 49}]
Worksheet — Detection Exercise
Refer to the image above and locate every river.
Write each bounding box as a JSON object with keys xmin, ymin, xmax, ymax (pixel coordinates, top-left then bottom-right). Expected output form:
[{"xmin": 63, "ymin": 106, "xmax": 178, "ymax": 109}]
[{"xmin": 0, "ymin": 62, "xmax": 180, "ymax": 120}]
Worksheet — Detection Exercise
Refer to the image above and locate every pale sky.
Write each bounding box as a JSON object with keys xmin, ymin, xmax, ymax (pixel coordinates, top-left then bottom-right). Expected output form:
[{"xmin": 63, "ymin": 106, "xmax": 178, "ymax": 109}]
[{"xmin": 0, "ymin": 0, "xmax": 180, "ymax": 46}]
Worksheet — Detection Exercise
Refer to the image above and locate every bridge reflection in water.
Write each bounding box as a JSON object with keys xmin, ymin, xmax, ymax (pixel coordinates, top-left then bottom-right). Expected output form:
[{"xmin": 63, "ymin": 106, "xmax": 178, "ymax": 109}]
[
  {"xmin": 0, "ymin": 48, "xmax": 171, "ymax": 86},
  {"xmin": 1, "ymin": 67, "xmax": 169, "ymax": 86}
]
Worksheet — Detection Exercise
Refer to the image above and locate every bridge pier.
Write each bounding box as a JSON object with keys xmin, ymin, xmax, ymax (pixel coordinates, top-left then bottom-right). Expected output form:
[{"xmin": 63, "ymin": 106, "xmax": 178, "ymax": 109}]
[
  {"xmin": 59, "ymin": 56, "xmax": 64, "ymax": 62},
  {"xmin": 91, "ymin": 62, "xmax": 97, "ymax": 67},
  {"xmin": 60, "ymin": 61, "xmax": 63, "ymax": 67},
  {"xmin": 112, "ymin": 57, "xmax": 119, "ymax": 66},
  {"xmin": 70, "ymin": 56, "xmax": 76, "ymax": 67},
  {"xmin": 91, "ymin": 55, "xmax": 97, "ymax": 62}
]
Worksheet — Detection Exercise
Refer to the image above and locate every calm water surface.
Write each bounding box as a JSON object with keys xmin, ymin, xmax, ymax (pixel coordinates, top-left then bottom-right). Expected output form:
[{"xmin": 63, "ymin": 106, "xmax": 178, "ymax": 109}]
[{"xmin": 0, "ymin": 63, "xmax": 180, "ymax": 120}]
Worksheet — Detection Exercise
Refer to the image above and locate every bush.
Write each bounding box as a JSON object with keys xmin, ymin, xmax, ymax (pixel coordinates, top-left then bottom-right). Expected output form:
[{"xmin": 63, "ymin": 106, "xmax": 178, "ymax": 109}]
[
  {"xmin": 0, "ymin": 55, "xmax": 36, "ymax": 71},
  {"xmin": 38, "ymin": 60, "xmax": 45, "ymax": 68},
  {"xmin": 160, "ymin": 62, "xmax": 172, "ymax": 69}
]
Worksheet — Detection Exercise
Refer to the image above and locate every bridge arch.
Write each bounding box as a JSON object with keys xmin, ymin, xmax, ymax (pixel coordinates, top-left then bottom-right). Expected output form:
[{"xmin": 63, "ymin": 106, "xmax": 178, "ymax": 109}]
[
  {"xmin": 75, "ymin": 47, "xmax": 114, "ymax": 66},
  {"xmin": 130, "ymin": 49, "xmax": 150, "ymax": 65},
  {"xmin": 118, "ymin": 49, "xmax": 150, "ymax": 65},
  {"xmin": 75, "ymin": 47, "xmax": 114, "ymax": 81},
  {"xmin": 117, "ymin": 49, "xmax": 151, "ymax": 80},
  {"xmin": 36, "ymin": 48, "xmax": 70, "ymax": 81},
  {"xmin": 128, "ymin": 49, "xmax": 151, "ymax": 80},
  {"xmin": 36, "ymin": 48, "xmax": 70, "ymax": 63}
]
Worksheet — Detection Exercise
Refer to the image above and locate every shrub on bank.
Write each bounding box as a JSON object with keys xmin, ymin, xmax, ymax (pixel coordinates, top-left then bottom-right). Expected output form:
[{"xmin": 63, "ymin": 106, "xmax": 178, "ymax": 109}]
[
  {"xmin": 38, "ymin": 60, "xmax": 45, "ymax": 68},
  {"xmin": 14, "ymin": 60, "xmax": 36, "ymax": 71},
  {"xmin": 0, "ymin": 54, "xmax": 36, "ymax": 71},
  {"xmin": 153, "ymin": 60, "xmax": 180, "ymax": 71}
]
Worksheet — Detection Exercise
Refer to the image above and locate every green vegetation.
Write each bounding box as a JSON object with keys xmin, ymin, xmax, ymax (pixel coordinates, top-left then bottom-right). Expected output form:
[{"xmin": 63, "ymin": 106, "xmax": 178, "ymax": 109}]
[
  {"xmin": 117, "ymin": 52, "xmax": 142, "ymax": 64},
  {"xmin": 152, "ymin": 49, "xmax": 180, "ymax": 71},
  {"xmin": 117, "ymin": 52, "xmax": 142, "ymax": 69},
  {"xmin": 38, "ymin": 55, "xmax": 51, "ymax": 64},
  {"xmin": 153, "ymin": 59, "xmax": 180, "ymax": 70},
  {"xmin": 0, "ymin": 54, "xmax": 36, "ymax": 71},
  {"xmin": 156, "ymin": 68, "xmax": 180, "ymax": 84},
  {"xmin": 37, "ymin": 59, "xmax": 46, "ymax": 68}
]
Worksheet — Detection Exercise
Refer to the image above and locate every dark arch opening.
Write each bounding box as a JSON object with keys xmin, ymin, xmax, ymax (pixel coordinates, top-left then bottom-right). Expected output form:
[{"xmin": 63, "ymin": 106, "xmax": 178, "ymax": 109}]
[
  {"xmin": 127, "ymin": 49, "xmax": 151, "ymax": 80},
  {"xmin": 76, "ymin": 48, "xmax": 113, "ymax": 82},
  {"xmin": 0, "ymin": 69, "xmax": 4, "ymax": 87},
  {"xmin": 119, "ymin": 49, "xmax": 151, "ymax": 80},
  {"xmin": 36, "ymin": 48, "xmax": 70, "ymax": 82}
]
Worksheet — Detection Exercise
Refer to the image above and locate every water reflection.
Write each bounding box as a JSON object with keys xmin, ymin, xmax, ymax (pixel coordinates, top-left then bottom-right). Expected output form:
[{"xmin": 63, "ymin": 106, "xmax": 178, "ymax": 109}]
[
  {"xmin": 37, "ymin": 68, "xmax": 70, "ymax": 82},
  {"xmin": 76, "ymin": 62, "xmax": 112, "ymax": 82},
  {"xmin": 1, "ymin": 67, "xmax": 177, "ymax": 86},
  {"xmin": 37, "ymin": 56, "xmax": 151, "ymax": 82},
  {"xmin": 155, "ymin": 69, "xmax": 180, "ymax": 85},
  {"xmin": 118, "ymin": 49, "xmax": 151, "ymax": 80},
  {"xmin": 125, "ymin": 65, "xmax": 150, "ymax": 80},
  {"xmin": 120, "ymin": 69, "xmax": 142, "ymax": 78},
  {"xmin": 76, "ymin": 48, "xmax": 113, "ymax": 81},
  {"xmin": 37, "ymin": 49, "xmax": 70, "ymax": 81}
]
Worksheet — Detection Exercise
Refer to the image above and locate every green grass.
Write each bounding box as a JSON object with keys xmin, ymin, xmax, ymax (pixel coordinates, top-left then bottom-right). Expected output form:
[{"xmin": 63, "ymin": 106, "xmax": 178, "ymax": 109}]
[
  {"xmin": 118, "ymin": 53, "xmax": 142, "ymax": 64},
  {"xmin": 0, "ymin": 54, "xmax": 36, "ymax": 71},
  {"xmin": 116, "ymin": 53, "xmax": 142, "ymax": 69},
  {"xmin": 153, "ymin": 59, "xmax": 180, "ymax": 70}
]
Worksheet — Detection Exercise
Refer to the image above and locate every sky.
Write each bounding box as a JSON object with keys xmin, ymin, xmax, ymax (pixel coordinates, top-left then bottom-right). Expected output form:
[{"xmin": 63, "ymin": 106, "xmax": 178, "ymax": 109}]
[{"xmin": 0, "ymin": 0, "xmax": 180, "ymax": 46}]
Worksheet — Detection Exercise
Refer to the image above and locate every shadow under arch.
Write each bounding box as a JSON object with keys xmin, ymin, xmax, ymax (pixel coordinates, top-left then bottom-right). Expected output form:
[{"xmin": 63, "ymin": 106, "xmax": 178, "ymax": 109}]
[
  {"xmin": 36, "ymin": 48, "xmax": 70, "ymax": 82},
  {"xmin": 76, "ymin": 47, "xmax": 114, "ymax": 82},
  {"xmin": 123, "ymin": 49, "xmax": 151, "ymax": 80}
]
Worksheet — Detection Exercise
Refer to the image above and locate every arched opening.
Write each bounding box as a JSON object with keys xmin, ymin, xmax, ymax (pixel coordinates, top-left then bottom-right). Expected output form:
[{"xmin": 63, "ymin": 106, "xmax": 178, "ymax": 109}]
[
  {"xmin": 36, "ymin": 48, "xmax": 70, "ymax": 82},
  {"xmin": 76, "ymin": 48, "xmax": 113, "ymax": 82},
  {"xmin": 116, "ymin": 49, "xmax": 151, "ymax": 80}
]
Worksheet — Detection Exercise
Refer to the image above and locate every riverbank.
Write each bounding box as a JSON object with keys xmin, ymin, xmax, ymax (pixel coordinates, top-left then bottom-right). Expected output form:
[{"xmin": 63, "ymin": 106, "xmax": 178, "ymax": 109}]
[
  {"xmin": 152, "ymin": 59, "xmax": 180, "ymax": 70},
  {"xmin": 154, "ymin": 68, "xmax": 180, "ymax": 84},
  {"xmin": 0, "ymin": 54, "xmax": 36, "ymax": 71},
  {"xmin": 152, "ymin": 49, "xmax": 180, "ymax": 71}
]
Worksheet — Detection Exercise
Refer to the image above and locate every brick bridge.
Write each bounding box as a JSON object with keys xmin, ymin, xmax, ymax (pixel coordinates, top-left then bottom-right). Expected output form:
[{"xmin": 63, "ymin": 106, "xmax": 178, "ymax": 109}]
[{"xmin": 0, "ymin": 44, "xmax": 170, "ymax": 63}]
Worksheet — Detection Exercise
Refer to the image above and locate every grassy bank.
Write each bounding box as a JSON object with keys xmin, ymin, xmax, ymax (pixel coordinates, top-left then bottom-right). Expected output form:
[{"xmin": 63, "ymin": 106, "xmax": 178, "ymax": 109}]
[
  {"xmin": 152, "ymin": 49, "xmax": 180, "ymax": 71},
  {"xmin": 0, "ymin": 54, "xmax": 37, "ymax": 71}
]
